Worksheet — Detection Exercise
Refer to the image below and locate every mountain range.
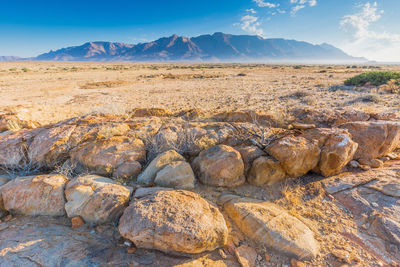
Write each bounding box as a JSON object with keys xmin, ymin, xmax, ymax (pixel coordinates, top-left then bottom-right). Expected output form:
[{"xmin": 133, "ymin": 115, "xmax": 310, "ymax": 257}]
[{"xmin": 3, "ymin": 32, "xmax": 366, "ymax": 62}]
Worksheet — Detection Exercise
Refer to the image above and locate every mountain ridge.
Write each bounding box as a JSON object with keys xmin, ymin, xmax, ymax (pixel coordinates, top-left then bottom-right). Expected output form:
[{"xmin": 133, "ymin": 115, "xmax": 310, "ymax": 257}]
[{"xmin": 4, "ymin": 32, "xmax": 367, "ymax": 62}]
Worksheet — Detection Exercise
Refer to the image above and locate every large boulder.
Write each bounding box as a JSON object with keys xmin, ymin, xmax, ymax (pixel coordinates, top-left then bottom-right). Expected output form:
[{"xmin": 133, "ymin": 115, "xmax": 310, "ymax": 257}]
[
  {"xmin": 339, "ymin": 121, "xmax": 400, "ymax": 159},
  {"xmin": 0, "ymin": 174, "xmax": 67, "ymax": 216},
  {"xmin": 70, "ymin": 136, "xmax": 146, "ymax": 179},
  {"xmin": 118, "ymin": 188, "xmax": 228, "ymax": 254},
  {"xmin": 247, "ymin": 156, "xmax": 286, "ymax": 186},
  {"xmin": 301, "ymin": 128, "xmax": 358, "ymax": 177},
  {"xmin": 221, "ymin": 195, "xmax": 319, "ymax": 260},
  {"xmin": 154, "ymin": 161, "xmax": 195, "ymax": 189},
  {"xmin": 266, "ymin": 136, "xmax": 320, "ymax": 178},
  {"xmin": 192, "ymin": 145, "xmax": 245, "ymax": 187},
  {"xmin": 64, "ymin": 175, "xmax": 131, "ymax": 224},
  {"xmin": 137, "ymin": 150, "xmax": 185, "ymax": 185}
]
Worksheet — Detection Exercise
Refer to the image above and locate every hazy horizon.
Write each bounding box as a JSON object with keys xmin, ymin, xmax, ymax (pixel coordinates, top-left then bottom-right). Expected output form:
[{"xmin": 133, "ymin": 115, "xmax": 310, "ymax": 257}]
[{"xmin": 1, "ymin": 0, "xmax": 400, "ymax": 62}]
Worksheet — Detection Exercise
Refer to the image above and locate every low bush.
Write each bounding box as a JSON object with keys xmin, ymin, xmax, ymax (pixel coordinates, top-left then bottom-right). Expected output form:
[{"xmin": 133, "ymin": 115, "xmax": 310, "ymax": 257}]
[{"xmin": 344, "ymin": 71, "xmax": 400, "ymax": 86}]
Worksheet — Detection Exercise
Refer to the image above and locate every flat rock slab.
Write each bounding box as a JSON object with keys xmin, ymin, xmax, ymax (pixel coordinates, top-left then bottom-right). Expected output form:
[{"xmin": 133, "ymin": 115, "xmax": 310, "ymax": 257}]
[
  {"xmin": 321, "ymin": 171, "xmax": 376, "ymax": 194},
  {"xmin": 365, "ymin": 173, "xmax": 400, "ymax": 197},
  {"xmin": 0, "ymin": 216, "xmax": 148, "ymax": 266}
]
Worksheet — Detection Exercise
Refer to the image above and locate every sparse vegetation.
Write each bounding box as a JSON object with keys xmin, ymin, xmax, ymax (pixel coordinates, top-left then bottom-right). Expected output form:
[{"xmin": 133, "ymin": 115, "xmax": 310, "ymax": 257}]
[{"xmin": 344, "ymin": 71, "xmax": 400, "ymax": 86}]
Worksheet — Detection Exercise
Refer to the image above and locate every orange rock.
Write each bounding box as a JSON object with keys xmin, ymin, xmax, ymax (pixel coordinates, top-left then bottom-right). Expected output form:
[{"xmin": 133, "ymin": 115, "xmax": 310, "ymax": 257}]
[
  {"xmin": 127, "ymin": 246, "xmax": 137, "ymax": 254},
  {"xmin": 71, "ymin": 216, "xmax": 85, "ymax": 229},
  {"xmin": 234, "ymin": 245, "xmax": 257, "ymax": 267},
  {"xmin": 264, "ymin": 253, "xmax": 270, "ymax": 262}
]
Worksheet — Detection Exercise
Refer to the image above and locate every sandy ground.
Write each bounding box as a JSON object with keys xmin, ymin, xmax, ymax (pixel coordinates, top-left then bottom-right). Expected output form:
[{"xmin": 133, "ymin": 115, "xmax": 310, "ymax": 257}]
[{"xmin": 0, "ymin": 62, "xmax": 399, "ymax": 125}]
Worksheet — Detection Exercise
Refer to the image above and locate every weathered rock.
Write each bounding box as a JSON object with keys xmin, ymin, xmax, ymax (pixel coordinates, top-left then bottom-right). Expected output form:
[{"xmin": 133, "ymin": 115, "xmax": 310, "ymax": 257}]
[
  {"xmin": 234, "ymin": 245, "xmax": 257, "ymax": 267},
  {"xmin": 318, "ymin": 133, "xmax": 358, "ymax": 177},
  {"xmin": 235, "ymin": 145, "xmax": 266, "ymax": 174},
  {"xmin": 28, "ymin": 124, "xmax": 77, "ymax": 168},
  {"xmin": 0, "ymin": 216, "xmax": 152, "ymax": 266},
  {"xmin": 221, "ymin": 195, "xmax": 319, "ymax": 260},
  {"xmin": 65, "ymin": 175, "xmax": 131, "ymax": 224},
  {"xmin": 71, "ymin": 216, "xmax": 85, "ymax": 229},
  {"xmin": 192, "ymin": 145, "xmax": 245, "ymax": 187},
  {"xmin": 266, "ymin": 136, "xmax": 320, "ymax": 178},
  {"xmin": 301, "ymin": 128, "xmax": 358, "ymax": 177},
  {"xmin": 70, "ymin": 136, "xmax": 146, "ymax": 179},
  {"xmin": 358, "ymin": 158, "xmax": 384, "ymax": 168},
  {"xmin": 118, "ymin": 188, "xmax": 228, "ymax": 254},
  {"xmin": 247, "ymin": 156, "xmax": 286, "ymax": 186},
  {"xmin": 137, "ymin": 150, "xmax": 185, "ymax": 185},
  {"xmin": 339, "ymin": 121, "xmax": 400, "ymax": 159},
  {"xmin": 0, "ymin": 174, "xmax": 67, "ymax": 216},
  {"xmin": 0, "ymin": 128, "xmax": 43, "ymax": 169},
  {"xmin": 154, "ymin": 161, "xmax": 195, "ymax": 189}
]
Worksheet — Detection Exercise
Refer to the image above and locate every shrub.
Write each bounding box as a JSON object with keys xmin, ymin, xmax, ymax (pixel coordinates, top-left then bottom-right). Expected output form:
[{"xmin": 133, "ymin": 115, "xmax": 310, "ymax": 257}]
[{"xmin": 344, "ymin": 71, "xmax": 400, "ymax": 86}]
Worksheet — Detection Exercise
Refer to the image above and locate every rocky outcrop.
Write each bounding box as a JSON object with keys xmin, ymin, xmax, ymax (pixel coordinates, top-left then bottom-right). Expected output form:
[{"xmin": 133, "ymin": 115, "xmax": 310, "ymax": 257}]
[
  {"xmin": 70, "ymin": 136, "xmax": 146, "ymax": 179},
  {"xmin": 0, "ymin": 114, "xmax": 39, "ymax": 133},
  {"xmin": 118, "ymin": 188, "xmax": 228, "ymax": 254},
  {"xmin": 192, "ymin": 145, "xmax": 245, "ymax": 187},
  {"xmin": 247, "ymin": 156, "xmax": 286, "ymax": 186},
  {"xmin": 137, "ymin": 150, "xmax": 185, "ymax": 185},
  {"xmin": 154, "ymin": 161, "xmax": 195, "ymax": 189},
  {"xmin": 221, "ymin": 195, "xmax": 319, "ymax": 260},
  {"xmin": 266, "ymin": 136, "xmax": 320, "ymax": 178},
  {"xmin": 64, "ymin": 175, "xmax": 131, "ymax": 224},
  {"xmin": 339, "ymin": 121, "xmax": 400, "ymax": 159},
  {"xmin": 0, "ymin": 174, "xmax": 67, "ymax": 216}
]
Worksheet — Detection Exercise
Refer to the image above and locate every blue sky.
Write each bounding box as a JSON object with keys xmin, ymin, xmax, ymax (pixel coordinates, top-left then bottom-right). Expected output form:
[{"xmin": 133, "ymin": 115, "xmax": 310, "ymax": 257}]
[{"xmin": 1, "ymin": 0, "xmax": 399, "ymax": 61}]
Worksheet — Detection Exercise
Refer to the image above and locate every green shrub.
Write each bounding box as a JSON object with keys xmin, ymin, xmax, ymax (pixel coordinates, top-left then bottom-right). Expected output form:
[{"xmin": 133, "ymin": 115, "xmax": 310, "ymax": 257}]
[{"xmin": 344, "ymin": 71, "xmax": 400, "ymax": 86}]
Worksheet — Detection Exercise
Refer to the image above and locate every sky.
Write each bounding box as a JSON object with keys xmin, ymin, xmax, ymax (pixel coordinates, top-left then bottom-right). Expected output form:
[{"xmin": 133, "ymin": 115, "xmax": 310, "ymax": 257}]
[{"xmin": 1, "ymin": 0, "xmax": 400, "ymax": 61}]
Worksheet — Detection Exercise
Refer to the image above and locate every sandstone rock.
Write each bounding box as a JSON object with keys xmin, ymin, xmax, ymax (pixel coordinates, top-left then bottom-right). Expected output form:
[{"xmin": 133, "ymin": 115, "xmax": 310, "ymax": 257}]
[
  {"xmin": 358, "ymin": 158, "xmax": 384, "ymax": 168},
  {"xmin": 247, "ymin": 156, "xmax": 286, "ymax": 186},
  {"xmin": 234, "ymin": 245, "xmax": 257, "ymax": 267},
  {"xmin": 0, "ymin": 174, "xmax": 67, "ymax": 216},
  {"xmin": 154, "ymin": 161, "xmax": 195, "ymax": 189},
  {"xmin": 221, "ymin": 195, "xmax": 319, "ymax": 260},
  {"xmin": 0, "ymin": 176, "xmax": 10, "ymax": 187},
  {"xmin": 339, "ymin": 121, "xmax": 400, "ymax": 159},
  {"xmin": 266, "ymin": 136, "xmax": 320, "ymax": 178},
  {"xmin": 301, "ymin": 128, "xmax": 358, "ymax": 177},
  {"xmin": 118, "ymin": 188, "xmax": 228, "ymax": 254},
  {"xmin": 70, "ymin": 136, "xmax": 146, "ymax": 179},
  {"xmin": 137, "ymin": 150, "xmax": 185, "ymax": 185},
  {"xmin": 192, "ymin": 145, "xmax": 245, "ymax": 187},
  {"xmin": 318, "ymin": 133, "xmax": 358, "ymax": 177},
  {"xmin": 235, "ymin": 145, "xmax": 265, "ymax": 174},
  {"xmin": 64, "ymin": 175, "xmax": 131, "ymax": 224}
]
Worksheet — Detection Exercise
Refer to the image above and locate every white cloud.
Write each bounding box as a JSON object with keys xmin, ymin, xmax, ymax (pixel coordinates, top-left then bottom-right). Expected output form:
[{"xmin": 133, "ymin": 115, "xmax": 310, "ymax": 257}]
[
  {"xmin": 340, "ymin": 2, "xmax": 400, "ymax": 61},
  {"xmin": 246, "ymin": 8, "xmax": 257, "ymax": 14},
  {"xmin": 290, "ymin": 0, "xmax": 317, "ymax": 15},
  {"xmin": 253, "ymin": 0, "xmax": 278, "ymax": 8},
  {"xmin": 238, "ymin": 15, "xmax": 264, "ymax": 36}
]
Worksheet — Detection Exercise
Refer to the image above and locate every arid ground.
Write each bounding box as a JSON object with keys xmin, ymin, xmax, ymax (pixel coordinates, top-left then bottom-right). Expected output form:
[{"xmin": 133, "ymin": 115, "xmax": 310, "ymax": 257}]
[
  {"xmin": 1, "ymin": 62, "xmax": 399, "ymax": 124},
  {"xmin": 0, "ymin": 62, "xmax": 399, "ymax": 267}
]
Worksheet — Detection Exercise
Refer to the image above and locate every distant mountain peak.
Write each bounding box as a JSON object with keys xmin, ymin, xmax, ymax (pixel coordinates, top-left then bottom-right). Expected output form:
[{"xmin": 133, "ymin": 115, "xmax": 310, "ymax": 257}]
[{"xmin": 28, "ymin": 33, "xmax": 367, "ymax": 62}]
